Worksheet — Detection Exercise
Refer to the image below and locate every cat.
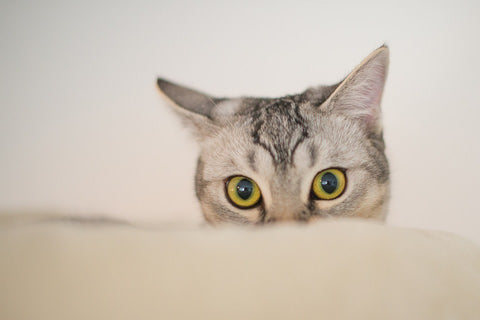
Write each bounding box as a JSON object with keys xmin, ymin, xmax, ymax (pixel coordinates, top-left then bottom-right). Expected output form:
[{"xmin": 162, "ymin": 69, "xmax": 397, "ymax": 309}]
[{"xmin": 157, "ymin": 46, "xmax": 390, "ymax": 225}]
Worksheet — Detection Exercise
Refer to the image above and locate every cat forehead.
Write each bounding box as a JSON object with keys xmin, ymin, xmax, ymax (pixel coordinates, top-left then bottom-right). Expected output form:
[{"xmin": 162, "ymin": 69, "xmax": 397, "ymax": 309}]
[
  {"xmin": 209, "ymin": 97, "xmax": 314, "ymax": 168},
  {"xmin": 247, "ymin": 98, "xmax": 310, "ymax": 168},
  {"xmin": 203, "ymin": 98, "xmax": 367, "ymax": 171}
]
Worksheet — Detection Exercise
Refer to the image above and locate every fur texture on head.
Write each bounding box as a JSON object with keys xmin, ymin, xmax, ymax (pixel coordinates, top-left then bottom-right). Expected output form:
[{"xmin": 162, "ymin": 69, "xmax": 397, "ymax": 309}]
[{"xmin": 157, "ymin": 46, "xmax": 390, "ymax": 224}]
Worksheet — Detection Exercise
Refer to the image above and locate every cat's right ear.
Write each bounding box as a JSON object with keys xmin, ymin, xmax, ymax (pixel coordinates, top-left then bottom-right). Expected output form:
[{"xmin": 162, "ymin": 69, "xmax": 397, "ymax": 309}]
[{"xmin": 157, "ymin": 78, "xmax": 220, "ymax": 138}]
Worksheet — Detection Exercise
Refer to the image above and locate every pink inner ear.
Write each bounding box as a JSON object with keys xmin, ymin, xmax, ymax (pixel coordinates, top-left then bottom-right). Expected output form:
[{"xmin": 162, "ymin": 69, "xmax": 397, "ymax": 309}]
[
  {"xmin": 335, "ymin": 53, "xmax": 388, "ymax": 130},
  {"xmin": 369, "ymin": 61, "xmax": 387, "ymax": 107},
  {"xmin": 363, "ymin": 65, "xmax": 386, "ymax": 127}
]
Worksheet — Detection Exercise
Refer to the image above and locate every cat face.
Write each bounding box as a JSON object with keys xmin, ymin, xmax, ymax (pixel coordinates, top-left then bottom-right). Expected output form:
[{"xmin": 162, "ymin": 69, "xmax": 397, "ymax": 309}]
[{"xmin": 158, "ymin": 46, "xmax": 390, "ymax": 224}]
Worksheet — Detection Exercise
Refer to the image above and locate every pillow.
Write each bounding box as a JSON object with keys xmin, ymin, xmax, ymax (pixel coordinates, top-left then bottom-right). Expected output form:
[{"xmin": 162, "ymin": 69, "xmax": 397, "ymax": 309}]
[{"xmin": 1, "ymin": 216, "xmax": 479, "ymax": 319}]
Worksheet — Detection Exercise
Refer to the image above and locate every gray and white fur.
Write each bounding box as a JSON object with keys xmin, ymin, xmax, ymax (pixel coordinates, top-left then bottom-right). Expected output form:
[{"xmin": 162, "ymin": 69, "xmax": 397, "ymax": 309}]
[{"xmin": 157, "ymin": 46, "xmax": 390, "ymax": 225}]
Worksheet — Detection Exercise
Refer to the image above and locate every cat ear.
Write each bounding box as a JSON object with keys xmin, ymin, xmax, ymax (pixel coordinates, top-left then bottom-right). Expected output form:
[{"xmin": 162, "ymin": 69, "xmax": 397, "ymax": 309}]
[
  {"xmin": 157, "ymin": 78, "xmax": 220, "ymax": 138},
  {"xmin": 322, "ymin": 46, "xmax": 389, "ymax": 133}
]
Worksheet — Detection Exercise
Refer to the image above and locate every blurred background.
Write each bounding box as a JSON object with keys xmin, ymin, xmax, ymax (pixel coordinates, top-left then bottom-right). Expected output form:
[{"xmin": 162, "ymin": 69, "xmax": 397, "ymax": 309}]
[{"xmin": 1, "ymin": 0, "xmax": 479, "ymax": 242}]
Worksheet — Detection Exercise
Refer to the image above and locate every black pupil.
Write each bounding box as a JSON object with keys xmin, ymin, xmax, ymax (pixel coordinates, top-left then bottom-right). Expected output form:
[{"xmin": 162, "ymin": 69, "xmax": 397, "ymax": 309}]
[
  {"xmin": 236, "ymin": 179, "xmax": 253, "ymax": 200},
  {"xmin": 321, "ymin": 172, "xmax": 338, "ymax": 194}
]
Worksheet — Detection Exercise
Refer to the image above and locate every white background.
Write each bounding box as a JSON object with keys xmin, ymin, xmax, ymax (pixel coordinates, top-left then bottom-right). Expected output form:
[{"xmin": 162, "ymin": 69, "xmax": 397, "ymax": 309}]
[{"xmin": 1, "ymin": 0, "xmax": 479, "ymax": 242}]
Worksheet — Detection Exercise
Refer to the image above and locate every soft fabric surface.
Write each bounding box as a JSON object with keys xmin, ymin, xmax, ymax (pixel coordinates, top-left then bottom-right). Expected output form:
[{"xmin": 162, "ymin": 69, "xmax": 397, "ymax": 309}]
[{"xmin": 1, "ymin": 216, "xmax": 479, "ymax": 320}]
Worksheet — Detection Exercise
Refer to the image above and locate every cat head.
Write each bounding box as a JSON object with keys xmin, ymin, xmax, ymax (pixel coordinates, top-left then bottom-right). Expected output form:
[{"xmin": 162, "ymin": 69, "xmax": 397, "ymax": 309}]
[{"xmin": 157, "ymin": 46, "xmax": 390, "ymax": 224}]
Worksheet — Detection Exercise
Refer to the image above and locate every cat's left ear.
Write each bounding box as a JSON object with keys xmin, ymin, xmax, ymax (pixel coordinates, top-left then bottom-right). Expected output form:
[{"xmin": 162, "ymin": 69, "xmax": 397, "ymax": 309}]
[
  {"xmin": 322, "ymin": 46, "xmax": 389, "ymax": 134},
  {"xmin": 157, "ymin": 78, "xmax": 221, "ymax": 138}
]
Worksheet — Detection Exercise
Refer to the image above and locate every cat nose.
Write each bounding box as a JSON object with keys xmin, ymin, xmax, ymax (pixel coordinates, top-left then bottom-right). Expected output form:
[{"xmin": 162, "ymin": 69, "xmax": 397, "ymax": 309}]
[{"xmin": 264, "ymin": 207, "xmax": 309, "ymax": 224}]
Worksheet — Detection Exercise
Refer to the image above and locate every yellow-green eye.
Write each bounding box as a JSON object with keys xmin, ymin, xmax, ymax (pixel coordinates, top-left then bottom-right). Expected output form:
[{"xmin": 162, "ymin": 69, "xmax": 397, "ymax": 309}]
[
  {"xmin": 312, "ymin": 168, "xmax": 346, "ymax": 200},
  {"xmin": 226, "ymin": 176, "xmax": 262, "ymax": 209}
]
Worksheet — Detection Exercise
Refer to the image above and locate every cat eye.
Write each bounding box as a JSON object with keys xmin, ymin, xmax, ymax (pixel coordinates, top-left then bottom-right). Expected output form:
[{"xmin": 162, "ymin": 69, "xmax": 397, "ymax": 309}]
[
  {"xmin": 226, "ymin": 176, "xmax": 262, "ymax": 209},
  {"xmin": 312, "ymin": 168, "xmax": 346, "ymax": 200}
]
